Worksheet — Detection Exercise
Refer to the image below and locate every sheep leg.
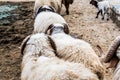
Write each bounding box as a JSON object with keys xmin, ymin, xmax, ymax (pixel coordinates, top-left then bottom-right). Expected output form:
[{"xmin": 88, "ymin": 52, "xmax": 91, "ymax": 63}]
[
  {"xmin": 65, "ymin": 0, "xmax": 69, "ymax": 15},
  {"xmin": 96, "ymin": 10, "xmax": 101, "ymax": 18},
  {"xmin": 106, "ymin": 13, "xmax": 110, "ymax": 21},
  {"xmin": 105, "ymin": 12, "xmax": 110, "ymax": 21},
  {"xmin": 105, "ymin": 8, "xmax": 110, "ymax": 21},
  {"xmin": 106, "ymin": 10, "xmax": 110, "ymax": 21},
  {"xmin": 100, "ymin": 10, "xmax": 104, "ymax": 20}
]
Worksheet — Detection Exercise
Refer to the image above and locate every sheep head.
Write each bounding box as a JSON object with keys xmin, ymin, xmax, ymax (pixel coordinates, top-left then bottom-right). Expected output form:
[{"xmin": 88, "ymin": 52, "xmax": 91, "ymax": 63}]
[
  {"xmin": 20, "ymin": 33, "xmax": 57, "ymax": 57},
  {"xmin": 90, "ymin": 0, "xmax": 98, "ymax": 8},
  {"xmin": 45, "ymin": 23, "xmax": 69, "ymax": 35},
  {"xmin": 35, "ymin": 5, "xmax": 56, "ymax": 17}
]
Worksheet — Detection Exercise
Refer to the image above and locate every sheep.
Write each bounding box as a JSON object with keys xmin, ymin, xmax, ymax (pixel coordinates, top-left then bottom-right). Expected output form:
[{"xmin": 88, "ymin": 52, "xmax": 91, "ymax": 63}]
[
  {"xmin": 34, "ymin": 5, "xmax": 56, "ymax": 17},
  {"xmin": 34, "ymin": 0, "xmax": 74, "ymax": 16},
  {"xmin": 47, "ymin": 23, "xmax": 106, "ymax": 80},
  {"xmin": 90, "ymin": 0, "xmax": 110, "ymax": 20},
  {"xmin": 33, "ymin": 11, "xmax": 67, "ymax": 34},
  {"xmin": 62, "ymin": 0, "xmax": 74, "ymax": 15},
  {"xmin": 21, "ymin": 33, "xmax": 99, "ymax": 80},
  {"xmin": 34, "ymin": 0, "xmax": 62, "ymax": 15},
  {"xmin": 90, "ymin": 0, "xmax": 120, "ymax": 20},
  {"xmin": 97, "ymin": 36, "xmax": 120, "ymax": 80}
]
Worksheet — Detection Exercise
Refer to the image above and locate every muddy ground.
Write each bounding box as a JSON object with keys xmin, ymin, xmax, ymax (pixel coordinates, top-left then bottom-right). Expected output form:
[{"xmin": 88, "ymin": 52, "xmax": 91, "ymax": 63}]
[
  {"xmin": 0, "ymin": 2, "xmax": 34, "ymax": 80},
  {"xmin": 0, "ymin": 0, "xmax": 120, "ymax": 80}
]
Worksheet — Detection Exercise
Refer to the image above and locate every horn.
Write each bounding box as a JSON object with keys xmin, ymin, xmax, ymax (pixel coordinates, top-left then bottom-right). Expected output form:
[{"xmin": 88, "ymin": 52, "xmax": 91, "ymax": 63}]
[
  {"xmin": 21, "ymin": 35, "xmax": 31, "ymax": 55},
  {"xmin": 63, "ymin": 23, "xmax": 69, "ymax": 34},
  {"xmin": 96, "ymin": 45, "xmax": 105, "ymax": 57},
  {"xmin": 48, "ymin": 36, "xmax": 58, "ymax": 57},
  {"xmin": 104, "ymin": 36, "xmax": 120, "ymax": 63},
  {"xmin": 45, "ymin": 24, "xmax": 54, "ymax": 34},
  {"xmin": 48, "ymin": 6, "xmax": 55, "ymax": 12},
  {"xmin": 35, "ymin": 6, "xmax": 43, "ymax": 17}
]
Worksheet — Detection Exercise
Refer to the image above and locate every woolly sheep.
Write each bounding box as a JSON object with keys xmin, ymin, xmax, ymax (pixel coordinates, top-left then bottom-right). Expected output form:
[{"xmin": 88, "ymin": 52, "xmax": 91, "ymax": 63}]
[
  {"xmin": 33, "ymin": 11, "xmax": 66, "ymax": 34},
  {"xmin": 34, "ymin": 0, "xmax": 74, "ymax": 16},
  {"xmin": 34, "ymin": 0, "xmax": 62, "ymax": 15},
  {"xmin": 34, "ymin": 5, "xmax": 56, "ymax": 17},
  {"xmin": 47, "ymin": 23, "xmax": 106, "ymax": 80},
  {"xmin": 90, "ymin": 0, "xmax": 110, "ymax": 20},
  {"xmin": 21, "ymin": 33, "xmax": 99, "ymax": 80},
  {"xmin": 90, "ymin": 0, "xmax": 120, "ymax": 20}
]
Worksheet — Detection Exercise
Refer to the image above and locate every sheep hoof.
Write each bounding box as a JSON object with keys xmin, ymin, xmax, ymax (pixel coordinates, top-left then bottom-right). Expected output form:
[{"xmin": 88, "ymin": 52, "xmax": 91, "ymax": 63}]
[
  {"xmin": 66, "ymin": 11, "xmax": 69, "ymax": 15},
  {"xmin": 102, "ymin": 18, "xmax": 104, "ymax": 20},
  {"xmin": 107, "ymin": 19, "xmax": 109, "ymax": 21}
]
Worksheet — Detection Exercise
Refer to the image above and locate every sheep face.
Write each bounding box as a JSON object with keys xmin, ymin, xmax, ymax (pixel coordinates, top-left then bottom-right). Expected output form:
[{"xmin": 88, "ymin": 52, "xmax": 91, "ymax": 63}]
[
  {"xmin": 90, "ymin": 0, "xmax": 98, "ymax": 8},
  {"xmin": 35, "ymin": 5, "xmax": 55, "ymax": 17},
  {"xmin": 46, "ymin": 23, "xmax": 69, "ymax": 35}
]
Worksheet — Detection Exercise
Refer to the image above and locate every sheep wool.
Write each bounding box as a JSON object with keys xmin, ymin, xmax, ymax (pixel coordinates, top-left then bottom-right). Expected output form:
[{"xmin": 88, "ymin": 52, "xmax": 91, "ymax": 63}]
[
  {"xmin": 50, "ymin": 31, "xmax": 106, "ymax": 80},
  {"xmin": 21, "ymin": 33, "xmax": 99, "ymax": 80},
  {"xmin": 34, "ymin": 0, "xmax": 62, "ymax": 14},
  {"xmin": 33, "ymin": 12, "xmax": 66, "ymax": 34}
]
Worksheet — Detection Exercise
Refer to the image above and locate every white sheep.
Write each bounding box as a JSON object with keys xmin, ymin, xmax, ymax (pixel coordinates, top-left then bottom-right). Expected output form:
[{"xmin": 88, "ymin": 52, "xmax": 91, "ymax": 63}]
[
  {"xmin": 90, "ymin": 0, "xmax": 120, "ymax": 20},
  {"xmin": 34, "ymin": 0, "xmax": 62, "ymax": 15},
  {"xmin": 34, "ymin": 5, "xmax": 56, "ymax": 17},
  {"xmin": 34, "ymin": 0, "xmax": 74, "ymax": 16},
  {"xmin": 90, "ymin": 0, "xmax": 110, "ymax": 20},
  {"xmin": 21, "ymin": 33, "xmax": 99, "ymax": 80},
  {"xmin": 33, "ymin": 11, "xmax": 67, "ymax": 34},
  {"xmin": 47, "ymin": 23, "xmax": 106, "ymax": 80}
]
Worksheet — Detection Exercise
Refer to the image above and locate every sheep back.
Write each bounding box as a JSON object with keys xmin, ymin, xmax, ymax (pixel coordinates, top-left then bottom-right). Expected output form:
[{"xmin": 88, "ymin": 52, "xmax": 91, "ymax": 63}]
[
  {"xmin": 34, "ymin": 0, "xmax": 62, "ymax": 14},
  {"xmin": 51, "ymin": 33, "xmax": 105, "ymax": 79},
  {"xmin": 33, "ymin": 12, "xmax": 66, "ymax": 34}
]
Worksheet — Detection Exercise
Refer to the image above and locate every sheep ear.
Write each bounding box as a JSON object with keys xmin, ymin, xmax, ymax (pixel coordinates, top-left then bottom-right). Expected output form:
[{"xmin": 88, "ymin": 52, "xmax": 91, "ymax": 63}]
[
  {"xmin": 106, "ymin": 56, "xmax": 119, "ymax": 69},
  {"xmin": 48, "ymin": 6, "xmax": 55, "ymax": 12},
  {"xmin": 21, "ymin": 35, "xmax": 31, "ymax": 55},
  {"xmin": 96, "ymin": 45, "xmax": 105, "ymax": 57},
  {"xmin": 48, "ymin": 36, "xmax": 58, "ymax": 56},
  {"xmin": 45, "ymin": 24, "xmax": 54, "ymax": 34},
  {"xmin": 63, "ymin": 23, "xmax": 69, "ymax": 34}
]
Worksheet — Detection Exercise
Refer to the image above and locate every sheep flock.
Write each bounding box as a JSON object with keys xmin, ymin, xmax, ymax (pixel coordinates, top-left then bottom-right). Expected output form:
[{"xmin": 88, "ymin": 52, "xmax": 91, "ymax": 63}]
[{"xmin": 20, "ymin": 0, "xmax": 120, "ymax": 80}]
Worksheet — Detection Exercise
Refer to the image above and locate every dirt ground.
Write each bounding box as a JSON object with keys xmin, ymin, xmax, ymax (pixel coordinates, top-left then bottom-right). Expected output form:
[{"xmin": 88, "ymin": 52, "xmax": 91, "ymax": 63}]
[{"xmin": 0, "ymin": 0, "xmax": 120, "ymax": 80}]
